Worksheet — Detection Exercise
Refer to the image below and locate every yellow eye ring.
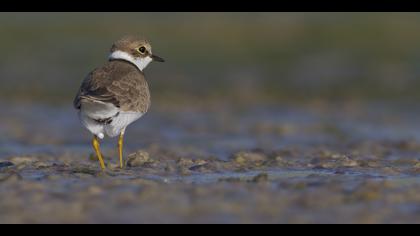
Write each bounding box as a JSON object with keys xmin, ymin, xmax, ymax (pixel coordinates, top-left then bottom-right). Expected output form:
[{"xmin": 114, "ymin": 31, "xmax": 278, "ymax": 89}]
[{"xmin": 138, "ymin": 46, "xmax": 146, "ymax": 54}]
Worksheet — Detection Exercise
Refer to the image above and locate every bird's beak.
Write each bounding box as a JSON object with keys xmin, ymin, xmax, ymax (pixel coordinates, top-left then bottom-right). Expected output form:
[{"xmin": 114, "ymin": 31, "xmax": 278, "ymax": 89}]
[{"xmin": 151, "ymin": 54, "xmax": 165, "ymax": 62}]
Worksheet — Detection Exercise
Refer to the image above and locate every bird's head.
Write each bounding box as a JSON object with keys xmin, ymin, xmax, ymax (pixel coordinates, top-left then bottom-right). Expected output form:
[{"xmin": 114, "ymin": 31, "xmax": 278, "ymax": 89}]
[{"xmin": 109, "ymin": 35, "xmax": 164, "ymax": 71}]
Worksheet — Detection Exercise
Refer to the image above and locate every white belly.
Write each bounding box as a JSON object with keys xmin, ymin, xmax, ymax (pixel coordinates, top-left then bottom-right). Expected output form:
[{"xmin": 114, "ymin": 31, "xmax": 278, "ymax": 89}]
[
  {"xmin": 104, "ymin": 111, "xmax": 143, "ymax": 137},
  {"xmin": 79, "ymin": 101, "xmax": 143, "ymax": 139}
]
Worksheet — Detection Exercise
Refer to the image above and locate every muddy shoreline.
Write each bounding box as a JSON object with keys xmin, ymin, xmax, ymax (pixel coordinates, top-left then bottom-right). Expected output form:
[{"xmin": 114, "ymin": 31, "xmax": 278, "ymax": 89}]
[{"xmin": 1, "ymin": 103, "xmax": 420, "ymax": 223}]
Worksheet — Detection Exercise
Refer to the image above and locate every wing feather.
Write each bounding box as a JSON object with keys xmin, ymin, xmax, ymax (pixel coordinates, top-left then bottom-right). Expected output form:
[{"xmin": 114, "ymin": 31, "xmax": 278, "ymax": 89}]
[{"xmin": 73, "ymin": 61, "xmax": 150, "ymax": 113}]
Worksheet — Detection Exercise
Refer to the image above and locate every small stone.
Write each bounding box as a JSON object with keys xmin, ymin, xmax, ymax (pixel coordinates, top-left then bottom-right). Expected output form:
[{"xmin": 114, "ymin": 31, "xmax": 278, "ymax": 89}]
[
  {"xmin": 189, "ymin": 160, "xmax": 209, "ymax": 171},
  {"xmin": 10, "ymin": 156, "xmax": 34, "ymax": 165},
  {"xmin": 176, "ymin": 158, "xmax": 194, "ymax": 167},
  {"xmin": 341, "ymin": 158, "xmax": 359, "ymax": 167},
  {"xmin": 234, "ymin": 155, "xmax": 246, "ymax": 165},
  {"xmin": 195, "ymin": 159, "xmax": 208, "ymax": 166},
  {"xmin": 126, "ymin": 151, "xmax": 152, "ymax": 167},
  {"xmin": 232, "ymin": 151, "xmax": 267, "ymax": 164},
  {"xmin": 33, "ymin": 161, "xmax": 53, "ymax": 169}
]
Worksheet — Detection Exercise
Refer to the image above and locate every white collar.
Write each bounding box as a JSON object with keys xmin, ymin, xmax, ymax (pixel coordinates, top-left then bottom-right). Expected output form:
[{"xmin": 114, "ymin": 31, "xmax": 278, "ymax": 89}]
[{"xmin": 109, "ymin": 50, "xmax": 152, "ymax": 71}]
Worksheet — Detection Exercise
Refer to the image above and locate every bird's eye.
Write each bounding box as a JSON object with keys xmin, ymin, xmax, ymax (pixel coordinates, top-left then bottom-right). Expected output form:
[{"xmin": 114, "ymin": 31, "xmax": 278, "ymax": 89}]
[{"xmin": 138, "ymin": 47, "xmax": 146, "ymax": 54}]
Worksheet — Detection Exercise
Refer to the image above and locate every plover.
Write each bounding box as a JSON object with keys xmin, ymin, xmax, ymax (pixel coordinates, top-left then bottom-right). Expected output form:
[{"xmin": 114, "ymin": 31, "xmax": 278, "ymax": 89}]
[{"xmin": 73, "ymin": 36, "xmax": 164, "ymax": 170}]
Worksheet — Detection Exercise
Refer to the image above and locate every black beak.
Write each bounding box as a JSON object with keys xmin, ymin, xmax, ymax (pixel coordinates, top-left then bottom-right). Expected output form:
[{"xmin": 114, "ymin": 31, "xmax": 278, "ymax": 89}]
[{"xmin": 151, "ymin": 54, "xmax": 165, "ymax": 62}]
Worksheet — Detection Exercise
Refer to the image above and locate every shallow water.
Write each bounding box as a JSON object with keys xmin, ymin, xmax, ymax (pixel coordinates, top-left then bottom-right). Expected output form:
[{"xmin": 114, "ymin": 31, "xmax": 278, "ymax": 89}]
[{"xmin": 1, "ymin": 102, "xmax": 420, "ymax": 223}]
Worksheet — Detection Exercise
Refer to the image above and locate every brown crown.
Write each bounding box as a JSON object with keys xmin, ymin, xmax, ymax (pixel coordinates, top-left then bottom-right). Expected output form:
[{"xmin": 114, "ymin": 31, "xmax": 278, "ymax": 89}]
[{"xmin": 110, "ymin": 35, "xmax": 152, "ymax": 56}]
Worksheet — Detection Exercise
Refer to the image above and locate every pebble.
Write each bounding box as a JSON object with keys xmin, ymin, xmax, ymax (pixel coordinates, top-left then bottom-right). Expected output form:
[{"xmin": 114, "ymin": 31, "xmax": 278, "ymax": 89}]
[
  {"xmin": 232, "ymin": 151, "xmax": 267, "ymax": 164},
  {"xmin": 10, "ymin": 157, "xmax": 34, "ymax": 165},
  {"xmin": 126, "ymin": 151, "xmax": 152, "ymax": 167}
]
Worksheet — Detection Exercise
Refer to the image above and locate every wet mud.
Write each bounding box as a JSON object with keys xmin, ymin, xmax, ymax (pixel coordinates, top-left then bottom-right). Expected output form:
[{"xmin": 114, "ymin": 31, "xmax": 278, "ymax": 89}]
[{"xmin": 1, "ymin": 102, "xmax": 420, "ymax": 223}]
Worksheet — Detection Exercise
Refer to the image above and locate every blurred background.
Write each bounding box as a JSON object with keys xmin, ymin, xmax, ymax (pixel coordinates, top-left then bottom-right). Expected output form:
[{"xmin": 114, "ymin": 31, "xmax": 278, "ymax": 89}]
[{"xmin": 2, "ymin": 12, "xmax": 420, "ymax": 107}]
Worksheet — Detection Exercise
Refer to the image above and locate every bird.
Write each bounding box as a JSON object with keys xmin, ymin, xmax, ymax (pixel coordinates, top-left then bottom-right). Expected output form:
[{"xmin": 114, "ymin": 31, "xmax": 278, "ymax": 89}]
[{"xmin": 73, "ymin": 36, "xmax": 164, "ymax": 170}]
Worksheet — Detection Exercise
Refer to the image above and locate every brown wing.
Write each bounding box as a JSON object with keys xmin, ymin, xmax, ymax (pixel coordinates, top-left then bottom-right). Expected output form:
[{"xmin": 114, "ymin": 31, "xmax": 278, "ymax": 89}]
[
  {"xmin": 73, "ymin": 72, "xmax": 118, "ymax": 110},
  {"xmin": 73, "ymin": 61, "xmax": 150, "ymax": 113}
]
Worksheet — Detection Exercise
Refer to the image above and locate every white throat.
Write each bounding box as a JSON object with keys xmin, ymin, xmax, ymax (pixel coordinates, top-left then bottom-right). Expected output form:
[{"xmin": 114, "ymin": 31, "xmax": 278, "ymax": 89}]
[{"xmin": 109, "ymin": 50, "xmax": 152, "ymax": 71}]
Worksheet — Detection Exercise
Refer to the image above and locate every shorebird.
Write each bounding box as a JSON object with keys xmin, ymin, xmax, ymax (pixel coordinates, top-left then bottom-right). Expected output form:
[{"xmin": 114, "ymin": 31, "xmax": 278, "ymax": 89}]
[{"xmin": 73, "ymin": 36, "xmax": 164, "ymax": 170}]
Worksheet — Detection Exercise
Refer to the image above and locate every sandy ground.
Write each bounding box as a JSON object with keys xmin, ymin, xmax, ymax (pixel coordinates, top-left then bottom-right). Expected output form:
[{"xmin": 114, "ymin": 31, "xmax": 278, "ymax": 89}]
[{"xmin": 1, "ymin": 102, "xmax": 420, "ymax": 223}]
